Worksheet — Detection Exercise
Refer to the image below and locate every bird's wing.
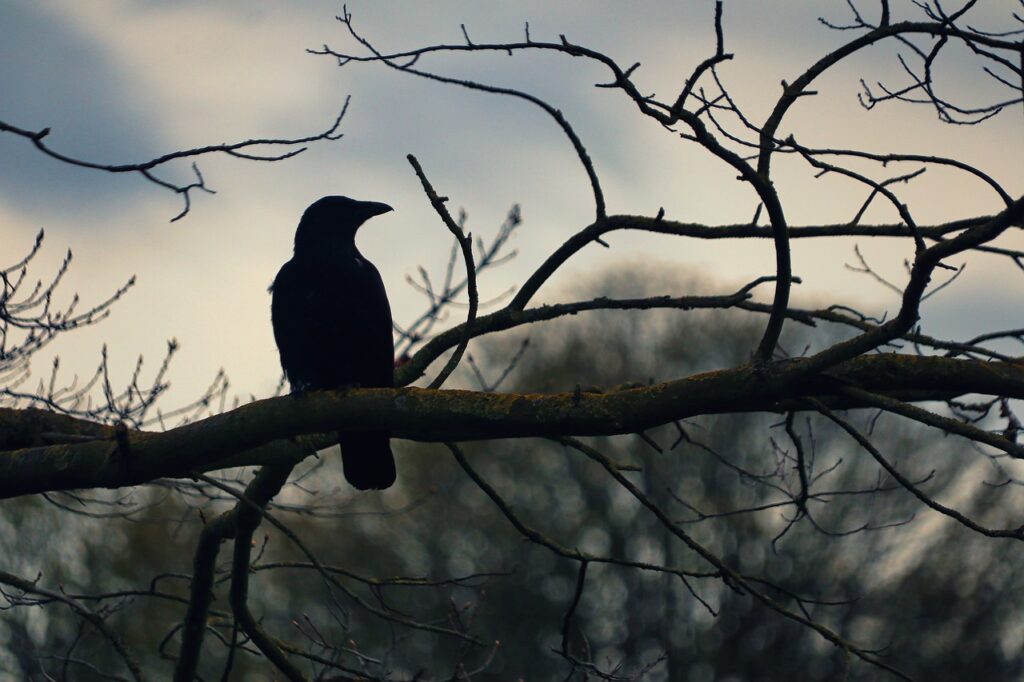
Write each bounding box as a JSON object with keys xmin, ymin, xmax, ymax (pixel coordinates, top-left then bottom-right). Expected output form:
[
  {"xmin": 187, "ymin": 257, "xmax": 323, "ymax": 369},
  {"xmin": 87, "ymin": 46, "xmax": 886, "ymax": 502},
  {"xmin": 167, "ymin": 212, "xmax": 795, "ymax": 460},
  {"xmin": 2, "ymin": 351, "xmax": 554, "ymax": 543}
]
[
  {"xmin": 272, "ymin": 256, "xmax": 395, "ymax": 391},
  {"xmin": 343, "ymin": 260, "xmax": 395, "ymax": 388},
  {"xmin": 271, "ymin": 259, "xmax": 329, "ymax": 391}
]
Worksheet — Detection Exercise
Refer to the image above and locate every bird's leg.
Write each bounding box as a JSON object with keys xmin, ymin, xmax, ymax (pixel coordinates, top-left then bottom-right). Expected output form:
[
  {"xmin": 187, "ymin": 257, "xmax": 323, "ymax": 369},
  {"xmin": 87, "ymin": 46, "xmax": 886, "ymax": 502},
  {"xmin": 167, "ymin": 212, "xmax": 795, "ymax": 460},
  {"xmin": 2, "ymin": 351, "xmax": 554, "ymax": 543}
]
[
  {"xmin": 289, "ymin": 380, "xmax": 312, "ymax": 398},
  {"xmin": 336, "ymin": 381, "xmax": 362, "ymax": 392}
]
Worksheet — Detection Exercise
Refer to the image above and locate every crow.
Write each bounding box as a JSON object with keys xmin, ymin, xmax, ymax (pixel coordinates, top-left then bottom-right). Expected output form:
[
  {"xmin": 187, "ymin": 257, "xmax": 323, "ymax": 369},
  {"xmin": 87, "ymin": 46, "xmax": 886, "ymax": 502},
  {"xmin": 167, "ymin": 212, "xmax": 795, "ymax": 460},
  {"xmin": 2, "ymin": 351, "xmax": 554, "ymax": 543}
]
[{"xmin": 271, "ymin": 196, "xmax": 396, "ymax": 490}]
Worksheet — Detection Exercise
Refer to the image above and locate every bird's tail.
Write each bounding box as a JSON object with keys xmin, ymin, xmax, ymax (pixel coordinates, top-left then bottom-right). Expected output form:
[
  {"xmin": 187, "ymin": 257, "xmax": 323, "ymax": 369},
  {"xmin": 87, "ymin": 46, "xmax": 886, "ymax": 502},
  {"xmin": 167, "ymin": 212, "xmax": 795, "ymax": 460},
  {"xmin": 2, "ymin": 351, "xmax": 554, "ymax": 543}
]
[{"xmin": 338, "ymin": 431, "xmax": 396, "ymax": 490}]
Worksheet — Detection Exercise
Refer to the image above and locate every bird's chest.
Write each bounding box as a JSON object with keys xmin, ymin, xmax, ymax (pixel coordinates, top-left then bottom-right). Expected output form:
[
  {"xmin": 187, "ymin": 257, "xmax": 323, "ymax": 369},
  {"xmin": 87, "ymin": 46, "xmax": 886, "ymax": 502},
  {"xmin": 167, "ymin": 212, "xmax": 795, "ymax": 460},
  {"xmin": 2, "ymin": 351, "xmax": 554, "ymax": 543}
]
[
  {"xmin": 272, "ymin": 252, "xmax": 394, "ymax": 389},
  {"xmin": 297, "ymin": 259, "xmax": 389, "ymax": 327}
]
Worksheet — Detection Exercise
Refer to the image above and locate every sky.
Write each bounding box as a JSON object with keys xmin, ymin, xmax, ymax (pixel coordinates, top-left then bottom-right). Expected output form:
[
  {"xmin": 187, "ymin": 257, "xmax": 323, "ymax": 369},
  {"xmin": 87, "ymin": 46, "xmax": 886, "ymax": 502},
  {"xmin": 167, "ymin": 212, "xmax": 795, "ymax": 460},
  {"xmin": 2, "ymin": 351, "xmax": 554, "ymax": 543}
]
[{"xmin": 1, "ymin": 0, "xmax": 1020, "ymax": 412}]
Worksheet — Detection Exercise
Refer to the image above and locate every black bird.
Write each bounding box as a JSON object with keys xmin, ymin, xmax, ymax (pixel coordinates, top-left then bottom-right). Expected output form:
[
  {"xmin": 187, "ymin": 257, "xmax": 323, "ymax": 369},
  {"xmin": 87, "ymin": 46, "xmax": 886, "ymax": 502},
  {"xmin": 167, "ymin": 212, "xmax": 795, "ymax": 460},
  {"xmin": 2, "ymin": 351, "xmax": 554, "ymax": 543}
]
[{"xmin": 271, "ymin": 196, "xmax": 397, "ymax": 490}]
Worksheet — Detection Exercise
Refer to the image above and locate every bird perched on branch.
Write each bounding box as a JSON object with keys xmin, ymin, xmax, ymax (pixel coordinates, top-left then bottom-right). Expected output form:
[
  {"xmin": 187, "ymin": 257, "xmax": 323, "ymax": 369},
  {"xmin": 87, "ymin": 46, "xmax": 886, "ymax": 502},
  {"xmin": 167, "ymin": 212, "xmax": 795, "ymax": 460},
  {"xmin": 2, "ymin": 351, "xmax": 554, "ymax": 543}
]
[{"xmin": 271, "ymin": 196, "xmax": 396, "ymax": 490}]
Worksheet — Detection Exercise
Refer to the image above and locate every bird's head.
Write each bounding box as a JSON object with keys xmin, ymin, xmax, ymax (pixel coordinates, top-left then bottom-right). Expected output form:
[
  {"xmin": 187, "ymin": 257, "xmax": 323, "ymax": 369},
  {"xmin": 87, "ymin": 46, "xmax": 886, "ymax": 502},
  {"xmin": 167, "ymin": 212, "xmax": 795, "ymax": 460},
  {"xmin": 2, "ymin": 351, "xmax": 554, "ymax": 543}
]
[{"xmin": 293, "ymin": 195, "xmax": 393, "ymax": 253}]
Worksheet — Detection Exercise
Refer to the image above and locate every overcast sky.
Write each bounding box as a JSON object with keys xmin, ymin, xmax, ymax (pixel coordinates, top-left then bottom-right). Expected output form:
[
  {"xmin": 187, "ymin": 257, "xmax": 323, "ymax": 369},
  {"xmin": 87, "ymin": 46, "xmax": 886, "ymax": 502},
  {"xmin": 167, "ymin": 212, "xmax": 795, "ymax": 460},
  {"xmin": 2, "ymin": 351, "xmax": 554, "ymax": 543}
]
[{"xmin": 1, "ymin": 1, "xmax": 1020, "ymax": 410}]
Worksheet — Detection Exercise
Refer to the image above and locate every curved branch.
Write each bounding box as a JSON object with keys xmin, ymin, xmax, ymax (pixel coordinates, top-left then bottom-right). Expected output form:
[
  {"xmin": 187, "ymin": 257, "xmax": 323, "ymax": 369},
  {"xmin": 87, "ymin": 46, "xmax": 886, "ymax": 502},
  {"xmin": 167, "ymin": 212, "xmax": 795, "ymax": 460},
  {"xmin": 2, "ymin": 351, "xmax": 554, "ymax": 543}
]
[
  {"xmin": 812, "ymin": 400, "xmax": 1024, "ymax": 540},
  {"xmin": 0, "ymin": 100, "xmax": 348, "ymax": 222},
  {"xmin": 174, "ymin": 464, "xmax": 298, "ymax": 681},
  {"xmin": 757, "ymin": 21, "xmax": 1021, "ymax": 179},
  {"xmin": 791, "ymin": 196, "xmax": 1024, "ymax": 377},
  {"xmin": 226, "ymin": 463, "xmax": 306, "ymax": 681},
  {"xmin": 174, "ymin": 511, "xmax": 236, "ymax": 681},
  {"xmin": 2, "ymin": 353, "xmax": 1023, "ymax": 499},
  {"xmin": 406, "ymin": 155, "xmax": 479, "ymax": 389},
  {"xmin": 401, "ymin": 279, "xmax": 777, "ymax": 385},
  {"xmin": 835, "ymin": 386, "xmax": 1024, "ymax": 459},
  {"xmin": 323, "ymin": 13, "xmax": 607, "ymax": 220},
  {"xmin": 503, "ymin": 213, "xmax": 999, "ymax": 312},
  {"xmin": 197, "ymin": 475, "xmax": 482, "ymax": 646}
]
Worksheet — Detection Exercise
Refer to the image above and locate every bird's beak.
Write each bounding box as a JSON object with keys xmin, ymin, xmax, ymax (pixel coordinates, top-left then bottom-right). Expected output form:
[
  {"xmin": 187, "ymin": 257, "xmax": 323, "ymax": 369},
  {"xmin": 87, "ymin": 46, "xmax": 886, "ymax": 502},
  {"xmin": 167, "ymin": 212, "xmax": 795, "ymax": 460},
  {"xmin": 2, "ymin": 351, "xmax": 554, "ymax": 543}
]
[{"xmin": 360, "ymin": 201, "xmax": 394, "ymax": 219}]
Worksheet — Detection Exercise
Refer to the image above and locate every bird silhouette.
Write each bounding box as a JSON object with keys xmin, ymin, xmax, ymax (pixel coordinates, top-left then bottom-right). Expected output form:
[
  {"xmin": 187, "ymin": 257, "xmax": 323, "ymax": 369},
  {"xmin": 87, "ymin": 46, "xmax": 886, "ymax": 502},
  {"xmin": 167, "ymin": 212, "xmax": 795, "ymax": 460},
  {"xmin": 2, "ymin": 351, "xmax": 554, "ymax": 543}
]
[{"xmin": 271, "ymin": 196, "xmax": 396, "ymax": 490}]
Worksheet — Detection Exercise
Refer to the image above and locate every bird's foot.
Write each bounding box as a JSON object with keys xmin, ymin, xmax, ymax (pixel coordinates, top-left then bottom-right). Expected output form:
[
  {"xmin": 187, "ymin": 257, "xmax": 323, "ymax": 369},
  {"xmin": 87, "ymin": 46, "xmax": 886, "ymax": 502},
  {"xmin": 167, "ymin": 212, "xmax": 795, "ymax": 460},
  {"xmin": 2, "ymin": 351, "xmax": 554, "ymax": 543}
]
[{"xmin": 290, "ymin": 381, "xmax": 313, "ymax": 398}]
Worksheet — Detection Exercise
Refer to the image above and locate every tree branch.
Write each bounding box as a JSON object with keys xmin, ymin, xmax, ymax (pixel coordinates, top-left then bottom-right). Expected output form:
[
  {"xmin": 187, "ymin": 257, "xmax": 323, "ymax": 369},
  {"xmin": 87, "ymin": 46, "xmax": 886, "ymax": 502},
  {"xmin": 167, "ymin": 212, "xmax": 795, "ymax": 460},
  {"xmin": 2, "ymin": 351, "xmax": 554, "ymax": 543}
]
[
  {"xmin": 0, "ymin": 101, "xmax": 348, "ymax": 222},
  {"xmin": 2, "ymin": 354, "xmax": 1022, "ymax": 499}
]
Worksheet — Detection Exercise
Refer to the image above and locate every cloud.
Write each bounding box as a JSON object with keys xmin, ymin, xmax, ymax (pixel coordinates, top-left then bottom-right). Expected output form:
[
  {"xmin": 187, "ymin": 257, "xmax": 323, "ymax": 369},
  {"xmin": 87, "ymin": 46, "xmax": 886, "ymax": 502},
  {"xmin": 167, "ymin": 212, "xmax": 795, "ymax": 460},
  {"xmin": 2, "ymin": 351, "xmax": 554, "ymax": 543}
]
[{"xmin": 0, "ymin": 2, "xmax": 165, "ymax": 215}]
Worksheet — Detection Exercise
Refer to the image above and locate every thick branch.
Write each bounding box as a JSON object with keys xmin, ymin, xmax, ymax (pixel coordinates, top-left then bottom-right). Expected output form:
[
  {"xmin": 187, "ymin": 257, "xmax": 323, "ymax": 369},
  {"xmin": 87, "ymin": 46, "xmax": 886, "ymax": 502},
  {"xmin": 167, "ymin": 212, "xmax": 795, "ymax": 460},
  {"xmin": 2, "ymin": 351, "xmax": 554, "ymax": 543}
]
[
  {"xmin": 227, "ymin": 463, "xmax": 305, "ymax": 680},
  {"xmin": 174, "ymin": 510, "xmax": 236, "ymax": 681},
  {"xmin": 174, "ymin": 464, "xmax": 296, "ymax": 681},
  {"xmin": 1, "ymin": 354, "xmax": 1022, "ymax": 499}
]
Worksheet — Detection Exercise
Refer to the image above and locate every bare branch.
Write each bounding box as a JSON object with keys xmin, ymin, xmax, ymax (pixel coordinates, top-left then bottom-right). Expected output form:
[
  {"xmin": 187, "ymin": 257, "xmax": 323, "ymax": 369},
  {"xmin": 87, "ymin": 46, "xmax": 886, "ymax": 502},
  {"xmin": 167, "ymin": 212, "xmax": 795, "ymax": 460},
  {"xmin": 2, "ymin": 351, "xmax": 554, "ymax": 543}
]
[
  {"xmin": 406, "ymin": 155, "xmax": 479, "ymax": 390},
  {"xmin": 0, "ymin": 100, "xmax": 348, "ymax": 221}
]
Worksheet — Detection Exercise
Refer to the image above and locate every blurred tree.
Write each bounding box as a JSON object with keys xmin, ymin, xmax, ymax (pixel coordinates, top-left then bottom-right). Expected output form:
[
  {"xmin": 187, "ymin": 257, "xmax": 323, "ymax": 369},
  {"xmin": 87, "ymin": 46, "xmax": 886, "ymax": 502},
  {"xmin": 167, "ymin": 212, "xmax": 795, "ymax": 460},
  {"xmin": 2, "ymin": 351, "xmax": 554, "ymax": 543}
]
[{"xmin": 5, "ymin": 265, "xmax": 1022, "ymax": 681}]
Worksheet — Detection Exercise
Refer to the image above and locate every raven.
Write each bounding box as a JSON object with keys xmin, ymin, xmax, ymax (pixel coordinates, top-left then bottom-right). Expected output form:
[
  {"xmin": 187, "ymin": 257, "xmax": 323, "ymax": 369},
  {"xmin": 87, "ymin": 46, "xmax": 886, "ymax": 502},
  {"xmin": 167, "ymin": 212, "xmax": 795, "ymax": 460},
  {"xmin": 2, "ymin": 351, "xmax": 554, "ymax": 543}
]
[{"xmin": 271, "ymin": 196, "xmax": 396, "ymax": 490}]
